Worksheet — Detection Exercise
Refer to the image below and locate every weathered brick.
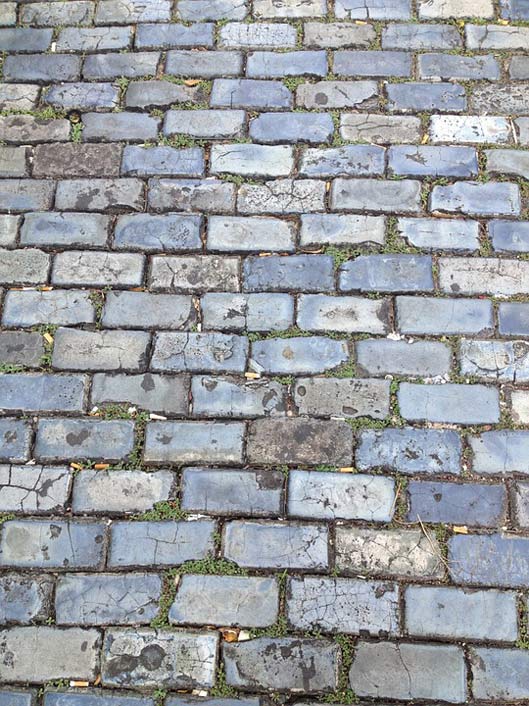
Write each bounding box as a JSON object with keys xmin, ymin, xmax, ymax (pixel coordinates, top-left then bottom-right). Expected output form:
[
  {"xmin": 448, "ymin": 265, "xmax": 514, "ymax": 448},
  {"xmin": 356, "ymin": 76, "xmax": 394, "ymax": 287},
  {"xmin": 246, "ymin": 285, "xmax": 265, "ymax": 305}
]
[
  {"xmin": 0, "ymin": 574, "xmax": 53, "ymax": 625},
  {"xmin": 55, "ymin": 573, "xmax": 161, "ymax": 626},
  {"xmin": 224, "ymin": 520, "xmax": 328, "ymax": 570},
  {"xmin": 122, "ymin": 146, "xmax": 204, "ymax": 178},
  {"xmin": 512, "ymin": 391, "xmax": 529, "ymax": 425},
  {"xmin": 52, "ymin": 328, "xmax": 149, "ymax": 372},
  {"xmin": 250, "ymin": 113, "xmax": 333, "ymax": 143},
  {"xmin": 151, "ymin": 332, "xmax": 247, "ymax": 373},
  {"xmin": 356, "ymin": 428, "xmax": 461, "ymax": 475},
  {"xmin": 126, "ymin": 80, "xmax": 205, "ymax": 109},
  {"xmin": 114, "ymin": 213, "xmax": 202, "ymax": 252},
  {"xmin": 219, "ymin": 22, "xmax": 296, "ymax": 48},
  {"xmin": 300, "ymin": 84, "xmax": 375, "ymax": 115},
  {"xmin": 20, "ymin": 1, "xmax": 94, "ymax": 25},
  {"xmin": 299, "ymin": 144, "xmax": 384, "ymax": 177},
  {"xmin": 33, "ymin": 144, "xmax": 122, "ymax": 178},
  {"xmin": 102, "ymin": 292, "xmax": 194, "ymax": 330},
  {"xmin": 239, "ymin": 179, "xmax": 326, "ymax": 214},
  {"xmin": 211, "ymin": 79, "xmax": 292, "ymax": 109},
  {"xmin": 0, "ymin": 85, "xmax": 40, "ymax": 112},
  {"xmin": 341, "ymin": 114, "xmax": 421, "ymax": 143},
  {"xmin": 192, "ymin": 376, "xmax": 286, "ymax": 417},
  {"xmin": 148, "ymin": 178, "xmax": 235, "ymax": 213},
  {"xmin": 0, "ymin": 332, "xmax": 44, "ymax": 367},
  {"xmin": 0, "ymin": 627, "xmax": 100, "ymax": 682},
  {"xmin": 164, "ymin": 109, "xmax": 246, "ymax": 139},
  {"xmin": 136, "ymin": 22, "xmax": 214, "ymax": 49},
  {"xmin": 144, "ymin": 420, "xmax": 245, "ymax": 464},
  {"xmin": 431, "ymin": 181, "xmax": 521, "ymax": 217},
  {"xmin": 3, "ymin": 54, "xmax": 81, "ymax": 83},
  {"xmin": 470, "ymin": 430, "xmax": 529, "ymax": 475},
  {"xmin": 52, "ymin": 251, "xmax": 144, "ymax": 287},
  {"xmin": 246, "ymin": 418, "xmax": 352, "ymax": 465},
  {"xmin": 253, "ymin": 0, "xmax": 326, "ymax": 17},
  {"xmin": 356, "ymin": 338, "xmax": 452, "ymax": 377},
  {"xmin": 382, "ymin": 23, "xmax": 461, "ymax": 49},
  {"xmin": 336, "ymin": 527, "xmax": 443, "ymax": 578},
  {"xmin": 293, "ymin": 378, "xmax": 390, "ymax": 418},
  {"xmin": 35, "ymin": 418, "xmax": 134, "ymax": 463},
  {"xmin": 247, "ymin": 50, "xmax": 326, "ymax": 78},
  {"xmin": 419, "ymin": 0, "xmax": 493, "ymax": 16},
  {"xmin": 440, "ymin": 257, "xmax": 529, "ymax": 296},
  {"xmin": 0, "ymin": 181, "xmax": 55, "ymax": 212},
  {"xmin": 102, "ymin": 628, "xmax": 217, "ymax": 688},
  {"xmin": 490, "ymin": 220, "xmax": 529, "ymax": 253},
  {"xmin": 334, "ymin": 50, "xmax": 411, "ymax": 78},
  {"xmin": 500, "ymin": 302, "xmax": 529, "ymax": 335},
  {"xmin": 0, "ymin": 146, "xmax": 28, "ymax": 177},
  {"xmin": 349, "ymin": 641, "xmax": 466, "ymax": 702},
  {"xmin": 166, "ymin": 50, "xmax": 242, "ymax": 77},
  {"xmin": 0, "ymin": 519, "xmax": 105, "ymax": 569},
  {"xmin": 471, "ymin": 647, "xmax": 529, "ymax": 700},
  {"xmin": 388, "ymin": 145, "xmax": 477, "ymax": 177},
  {"xmin": 467, "ymin": 23, "xmax": 529, "ymax": 49},
  {"xmin": 450, "ymin": 533, "xmax": 529, "ymax": 587},
  {"xmin": 430, "ymin": 115, "xmax": 512, "ymax": 144},
  {"xmin": 83, "ymin": 52, "xmax": 159, "ymax": 80},
  {"xmin": 336, "ymin": 0, "xmax": 410, "ymax": 18},
  {"xmin": 397, "ymin": 296, "xmax": 492, "ymax": 334},
  {"xmin": 170, "ymin": 575, "xmax": 278, "ymax": 627},
  {"xmin": 397, "ymin": 216, "xmax": 479, "ymax": 250},
  {"xmin": 0, "ymin": 419, "xmax": 32, "ymax": 463},
  {"xmin": 44, "ymin": 82, "xmax": 120, "ymax": 111},
  {"xmin": 243, "ymin": 254, "xmax": 333, "ymax": 291},
  {"xmin": 459, "ymin": 339, "xmax": 529, "ymax": 382},
  {"xmin": 472, "ymin": 82, "xmax": 529, "ymax": 114},
  {"xmin": 108, "ymin": 519, "xmax": 215, "ymax": 567},
  {"xmin": 419, "ymin": 52, "xmax": 500, "ymax": 80},
  {"xmin": 223, "ymin": 637, "xmax": 337, "ymax": 692},
  {"xmin": 211, "ymin": 144, "xmax": 293, "ymax": 178},
  {"xmin": 511, "ymin": 56, "xmax": 529, "ymax": 79},
  {"xmin": 201, "ymin": 292, "xmax": 294, "ymax": 331},
  {"xmin": 150, "ymin": 255, "xmax": 239, "ymax": 291},
  {"xmin": 181, "ymin": 467, "xmax": 283, "ymax": 516},
  {"xmin": 408, "ymin": 480, "xmax": 506, "ymax": 527},
  {"xmin": 287, "ymin": 576, "xmax": 398, "ymax": 634},
  {"xmin": 82, "ymin": 112, "xmax": 160, "ymax": 142},
  {"xmin": 177, "ymin": 0, "xmax": 248, "ymax": 20},
  {"xmin": 288, "ymin": 469, "xmax": 394, "ymax": 521},
  {"xmin": 96, "ymin": 0, "xmax": 170, "ymax": 23},
  {"xmin": 340, "ymin": 255, "xmax": 433, "ymax": 293},
  {"xmin": 300, "ymin": 214, "xmax": 385, "ymax": 247},
  {"xmin": 56, "ymin": 26, "xmax": 132, "ymax": 52},
  {"xmin": 304, "ymin": 22, "xmax": 375, "ymax": 48},
  {"xmin": 72, "ymin": 469, "xmax": 174, "ymax": 514},
  {"xmin": 250, "ymin": 337, "xmax": 349, "ymax": 374},
  {"xmin": 331, "ymin": 178, "xmax": 421, "ymax": 214},
  {"xmin": 0, "ymin": 248, "xmax": 50, "ymax": 284},
  {"xmin": 0, "ymin": 692, "xmax": 35, "ymax": 706},
  {"xmin": 55, "ymin": 179, "xmax": 144, "ymax": 213},
  {"xmin": 0, "ymin": 374, "xmax": 86, "ymax": 413},
  {"xmin": 207, "ymin": 215, "xmax": 295, "ymax": 251},
  {"xmin": 387, "ymin": 82, "xmax": 466, "ymax": 113},
  {"xmin": 0, "ymin": 215, "xmax": 19, "ymax": 248},
  {"xmin": 4, "ymin": 290, "xmax": 94, "ymax": 328},
  {"xmin": 0, "ymin": 3, "xmax": 16, "ymax": 27}
]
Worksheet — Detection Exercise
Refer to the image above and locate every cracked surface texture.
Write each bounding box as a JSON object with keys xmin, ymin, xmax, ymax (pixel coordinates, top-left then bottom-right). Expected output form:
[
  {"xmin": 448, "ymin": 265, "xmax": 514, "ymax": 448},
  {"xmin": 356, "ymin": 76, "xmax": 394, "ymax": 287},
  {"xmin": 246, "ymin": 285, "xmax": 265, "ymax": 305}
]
[{"xmin": 1, "ymin": 0, "xmax": 529, "ymax": 703}]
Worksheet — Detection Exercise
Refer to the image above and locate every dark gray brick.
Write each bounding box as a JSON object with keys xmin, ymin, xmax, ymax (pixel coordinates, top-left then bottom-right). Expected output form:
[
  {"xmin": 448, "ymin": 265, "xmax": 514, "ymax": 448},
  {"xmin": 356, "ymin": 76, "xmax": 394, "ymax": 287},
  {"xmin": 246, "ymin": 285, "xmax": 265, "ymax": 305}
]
[
  {"xmin": 238, "ymin": 179, "xmax": 326, "ymax": 213},
  {"xmin": 192, "ymin": 376, "xmax": 286, "ymax": 417},
  {"xmin": 406, "ymin": 585, "xmax": 516, "ymax": 642},
  {"xmin": 243, "ymin": 254, "xmax": 334, "ymax": 292},
  {"xmin": 82, "ymin": 112, "xmax": 160, "ymax": 142},
  {"xmin": 0, "ymin": 465, "xmax": 71, "ymax": 513},
  {"xmin": 20, "ymin": 1, "xmax": 94, "ymax": 25},
  {"xmin": 331, "ymin": 178, "xmax": 421, "ymax": 213},
  {"xmin": 408, "ymin": 480, "xmax": 506, "ymax": 527},
  {"xmin": 305, "ymin": 22, "xmax": 375, "ymax": 47},
  {"xmin": 211, "ymin": 78, "xmax": 292, "ymax": 109},
  {"xmin": 0, "ymin": 331, "xmax": 44, "ymax": 367},
  {"xmin": 164, "ymin": 109, "xmax": 245, "ymax": 139},
  {"xmin": 102, "ymin": 292, "xmax": 194, "ymax": 330},
  {"xmin": 55, "ymin": 573, "xmax": 161, "ymax": 626},
  {"xmin": 247, "ymin": 50, "xmax": 326, "ymax": 78},
  {"xmin": 0, "ymin": 27, "xmax": 52, "ymax": 52},
  {"xmin": 144, "ymin": 420, "xmax": 245, "ymax": 464},
  {"xmin": 0, "ymin": 116, "xmax": 70, "ymax": 144},
  {"xmin": 420, "ymin": 52, "xmax": 500, "ymax": 80},
  {"xmin": 166, "ymin": 50, "xmax": 242, "ymax": 77},
  {"xmin": 0, "ymin": 374, "xmax": 86, "ymax": 413},
  {"xmin": 450, "ymin": 533, "xmax": 529, "ymax": 587},
  {"xmin": 21, "ymin": 212, "xmax": 109, "ymax": 248},
  {"xmin": 148, "ymin": 178, "xmax": 235, "ymax": 213},
  {"xmin": 3, "ymin": 54, "xmax": 81, "ymax": 83},
  {"xmin": 397, "ymin": 296, "xmax": 493, "ymax": 334},
  {"xmin": 52, "ymin": 328, "xmax": 149, "ymax": 372},
  {"xmin": 398, "ymin": 216, "xmax": 479, "ymax": 250},
  {"xmin": 247, "ymin": 418, "xmax": 352, "ymax": 465},
  {"xmin": 0, "ymin": 146, "xmax": 27, "ymax": 177},
  {"xmin": 108, "ymin": 519, "xmax": 215, "ymax": 567},
  {"xmin": 151, "ymin": 332, "xmax": 247, "ymax": 373},
  {"xmin": 181, "ymin": 467, "xmax": 283, "ymax": 516},
  {"xmin": 0, "ymin": 181, "xmax": 55, "ymax": 213},
  {"xmin": 499, "ymin": 302, "xmax": 529, "ymax": 335},
  {"xmin": 102, "ymin": 628, "xmax": 217, "ymax": 689},
  {"xmin": 114, "ymin": 213, "xmax": 202, "ymax": 252},
  {"xmin": 177, "ymin": 0, "xmax": 248, "ymax": 20},
  {"xmin": 136, "ymin": 22, "xmax": 214, "ymax": 49},
  {"xmin": 388, "ymin": 145, "xmax": 477, "ymax": 177},
  {"xmin": 382, "ymin": 23, "xmax": 461, "ymax": 49},
  {"xmin": 44, "ymin": 82, "xmax": 119, "ymax": 111},
  {"xmin": 471, "ymin": 647, "xmax": 529, "ymax": 700},
  {"xmin": 0, "ymin": 519, "xmax": 105, "ymax": 569},
  {"xmin": 356, "ymin": 338, "xmax": 452, "ymax": 378},
  {"xmin": 35, "ymin": 418, "xmax": 134, "ymax": 463},
  {"xmin": 349, "ymin": 641, "xmax": 466, "ymax": 702},
  {"xmin": 0, "ymin": 627, "xmax": 100, "ymax": 682},
  {"xmin": 55, "ymin": 179, "xmax": 144, "ymax": 213},
  {"xmin": 169, "ymin": 574, "xmax": 278, "ymax": 627},
  {"xmin": 490, "ymin": 219, "xmax": 529, "ymax": 253},
  {"xmin": 56, "ymin": 26, "xmax": 132, "ymax": 52},
  {"xmin": 83, "ymin": 52, "xmax": 159, "ymax": 80},
  {"xmin": 224, "ymin": 521, "xmax": 329, "ymax": 570},
  {"xmin": 149, "ymin": 255, "xmax": 239, "ymax": 291},
  {"xmin": 250, "ymin": 337, "xmax": 349, "ymax": 374},
  {"xmin": 126, "ymin": 80, "xmax": 206, "ymax": 109},
  {"xmin": 34, "ymin": 144, "xmax": 122, "ymax": 178},
  {"xmin": 250, "ymin": 112, "xmax": 333, "ymax": 143},
  {"xmin": 388, "ymin": 82, "xmax": 466, "ymax": 112},
  {"xmin": 299, "ymin": 145, "xmax": 384, "ymax": 177},
  {"xmin": 223, "ymin": 637, "xmax": 338, "ymax": 692},
  {"xmin": 52, "ymin": 251, "xmax": 144, "ymax": 287},
  {"xmin": 0, "ymin": 574, "xmax": 53, "ymax": 625},
  {"xmin": 122, "ymin": 146, "xmax": 204, "ymax": 178},
  {"xmin": 356, "ymin": 427, "xmax": 461, "ymax": 475},
  {"xmin": 340, "ymin": 255, "xmax": 433, "ymax": 293},
  {"xmin": 207, "ymin": 215, "xmax": 295, "ymax": 251},
  {"xmin": 72, "ymin": 468, "xmax": 174, "ymax": 514},
  {"xmin": 288, "ymin": 469, "xmax": 394, "ymax": 521},
  {"xmin": 334, "ymin": 50, "xmax": 412, "ymax": 78},
  {"xmin": 293, "ymin": 377, "xmax": 390, "ymax": 419}
]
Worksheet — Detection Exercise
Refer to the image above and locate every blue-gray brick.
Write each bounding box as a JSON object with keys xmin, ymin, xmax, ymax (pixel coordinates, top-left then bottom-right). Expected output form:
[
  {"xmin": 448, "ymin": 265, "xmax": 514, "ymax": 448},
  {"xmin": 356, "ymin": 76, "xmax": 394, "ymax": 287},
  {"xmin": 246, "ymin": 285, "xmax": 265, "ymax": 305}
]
[
  {"xmin": 144, "ymin": 421, "xmax": 245, "ymax": 464},
  {"xmin": 192, "ymin": 376, "xmax": 286, "ymax": 417},
  {"xmin": 490, "ymin": 220, "xmax": 529, "ymax": 253},
  {"xmin": 201, "ymin": 292, "xmax": 294, "ymax": 331},
  {"xmin": 0, "ymin": 574, "xmax": 53, "ymax": 625},
  {"xmin": 44, "ymin": 82, "xmax": 120, "ymax": 111},
  {"xmin": 356, "ymin": 338, "xmax": 452, "ymax": 377},
  {"xmin": 300, "ymin": 214, "xmax": 385, "ymax": 247},
  {"xmin": 210, "ymin": 144, "xmax": 293, "ymax": 178},
  {"xmin": 0, "ymin": 28, "xmax": 52, "ymax": 52},
  {"xmin": 420, "ymin": 52, "xmax": 500, "ymax": 80},
  {"xmin": 388, "ymin": 145, "xmax": 477, "ymax": 177},
  {"xmin": 166, "ymin": 50, "xmax": 242, "ymax": 78},
  {"xmin": 387, "ymin": 82, "xmax": 466, "ymax": 113},
  {"xmin": 471, "ymin": 431, "xmax": 529, "ymax": 475},
  {"xmin": 3, "ymin": 290, "xmax": 95, "ymax": 328},
  {"xmin": 299, "ymin": 145, "xmax": 384, "ymax": 177},
  {"xmin": 114, "ymin": 213, "xmax": 202, "ymax": 252},
  {"xmin": 398, "ymin": 217, "xmax": 479, "ymax": 250},
  {"xmin": 52, "ymin": 328, "xmax": 149, "ymax": 372},
  {"xmin": 293, "ymin": 377, "xmax": 390, "ymax": 418},
  {"xmin": 207, "ymin": 215, "xmax": 295, "ymax": 251},
  {"xmin": 56, "ymin": 26, "xmax": 132, "ymax": 52},
  {"xmin": 83, "ymin": 52, "xmax": 159, "ymax": 80},
  {"xmin": 247, "ymin": 50, "xmax": 327, "ymax": 77},
  {"xmin": 499, "ymin": 303, "xmax": 529, "ymax": 335},
  {"xmin": 398, "ymin": 382, "xmax": 499, "ymax": 424},
  {"xmin": 151, "ymin": 332, "xmax": 248, "ymax": 373},
  {"xmin": 331, "ymin": 178, "xmax": 421, "ymax": 213},
  {"xmin": 459, "ymin": 339, "xmax": 529, "ymax": 383},
  {"xmin": 250, "ymin": 337, "xmax": 349, "ymax": 374},
  {"xmin": 340, "ymin": 255, "xmax": 433, "ymax": 293},
  {"xmin": 21, "ymin": 212, "xmax": 109, "ymax": 248},
  {"xmin": 102, "ymin": 292, "xmax": 194, "ymax": 330},
  {"xmin": 243, "ymin": 254, "xmax": 334, "ymax": 292},
  {"xmin": 450, "ymin": 533, "xmax": 529, "ymax": 587},
  {"xmin": 3, "ymin": 54, "xmax": 81, "ymax": 83},
  {"xmin": 0, "ymin": 374, "xmax": 86, "ymax": 413},
  {"xmin": 121, "ymin": 146, "xmax": 204, "ymax": 177},
  {"xmin": 211, "ymin": 79, "xmax": 292, "ymax": 109},
  {"xmin": 250, "ymin": 112, "xmax": 333, "ymax": 144},
  {"xmin": 148, "ymin": 178, "xmax": 235, "ymax": 213},
  {"xmin": 0, "ymin": 419, "xmax": 32, "ymax": 463},
  {"xmin": 52, "ymin": 252, "xmax": 144, "ymax": 287},
  {"xmin": 35, "ymin": 418, "xmax": 134, "ymax": 463},
  {"xmin": 55, "ymin": 179, "xmax": 144, "ymax": 213},
  {"xmin": 397, "ymin": 296, "xmax": 493, "ymax": 334},
  {"xmin": 383, "ymin": 23, "xmax": 461, "ymax": 49},
  {"xmin": 471, "ymin": 648, "xmax": 529, "ymax": 700},
  {"xmin": 164, "ymin": 110, "xmax": 246, "ymax": 139},
  {"xmin": 431, "ymin": 182, "xmax": 521, "ymax": 217},
  {"xmin": 136, "ymin": 22, "xmax": 214, "ymax": 49},
  {"xmin": 334, "ymin": 50, "xmax": 412, "ymax": 78},
  {"xmin": 335, "ymin": 0, "xmax": 410, "ymax": 18}
]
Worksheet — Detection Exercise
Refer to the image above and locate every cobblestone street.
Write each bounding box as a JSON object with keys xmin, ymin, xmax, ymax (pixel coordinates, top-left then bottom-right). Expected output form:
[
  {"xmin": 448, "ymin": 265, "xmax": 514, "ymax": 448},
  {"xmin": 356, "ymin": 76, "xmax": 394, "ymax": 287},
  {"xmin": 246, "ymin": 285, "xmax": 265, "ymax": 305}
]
[{"xmin": 2, "ymin": 0, "xmax": 529, "ymax": 703}]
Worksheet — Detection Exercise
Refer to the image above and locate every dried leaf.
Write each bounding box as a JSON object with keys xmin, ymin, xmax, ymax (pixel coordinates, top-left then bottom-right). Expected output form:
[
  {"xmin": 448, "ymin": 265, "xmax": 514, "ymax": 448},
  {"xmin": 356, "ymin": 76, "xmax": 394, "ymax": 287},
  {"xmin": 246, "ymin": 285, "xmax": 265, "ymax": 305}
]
[
  {"xmin": 220, "ymin": 627, "xmax": 239, "ymax": 642},
  {"xmin": 184, "ymin": 79, "xmax": 200, "ymax": 86}
]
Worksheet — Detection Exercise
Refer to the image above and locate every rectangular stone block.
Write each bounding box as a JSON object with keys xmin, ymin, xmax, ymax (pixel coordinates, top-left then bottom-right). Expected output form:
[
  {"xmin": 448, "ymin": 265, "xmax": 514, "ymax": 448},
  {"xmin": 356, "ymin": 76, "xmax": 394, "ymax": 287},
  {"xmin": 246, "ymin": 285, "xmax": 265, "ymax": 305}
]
[
  {"xmin": 0, "ymin": 574, "xmax": 53, "ymax": 625},
  {"xmin": 126, "ymin": 80, "xmax": 204, "ymax": 109},
  {"xmin": 82, "ymin": 112, "xmax": 160, "ymax": 142},
  {"xmin": 431, "ymin": 181, "xmax": 520, "ymax": 217},
  {"xmin": 247, "ymin": 50, "xmax": 327, "ymax": 78},
  {"xmin": 0, "ymin": 332, "xmax": 44, "ymax": 367},
  {"xmin": 467, "ymin": 23, "xmax": 529, "ymax": 49},
  {"xmin": 387, "ymin": 81, "xmax": 466, "ymax": 113},
  {"xmin": 192, "ymin": 376, "xmax": 286, "ymax": 417},
  {"xmin": 0, "ymin": 215, "xmax": 19, "ymax": 247},
  {"xmin": 419, "ymin": 52, "xmax": 500, "ymax": 80},
  {"xmin": 340, "ymin": 114, "xmax": 421, "ymax": 143},
  {"xmin": 35, "ymin": 418, "xmax": 134, "ymax": 463},
  {"xmin": 144, "ymin": 421, "xmax": 245, "ymax": 464},
  {"xmin": 114, "ymin": 213, "xmax": 202, "ymax": 253},
  {"xmin": 382, "ymin": 23, "xmax": 461, "ymax": 49},
  {"xmin": 166, "ymin": 50, "xmax": 242, "ymax": 77},
  {"xmin": 293, "ymin": 377, "xmax": 390, "ymax": 419},
  {"xmin": 52, "ymin": 328, "xmax": 149, "ymax": 372},
  {"xmin": 439, "ymin": 257, "xmax": 529, "ymax": 296},
  {"xmin": 210, "ymin": 144, "xmax": 293, "ymax": 178},
  {"xmin": 450, "ymin": 533, "xmax": 529, "ymax": 587},
  {"xmin": 164, "ymin": 110, "xmax": 246, "ymax": 139},
  {"xmin": 0, "ymin": 146, "xmax": 28, "ymax": 178},
  {"xmin": 0, "ymin": 85, "xmax": 39, "ymax": 112},
  {"xmin": 398, "ymin": 382, "xmax": 500, "ymax": 424},
  {"xmin": 0, "ymin": 465, "xmax": 71, "ymax": 514},
  {"xmin": 181, "ymin": 467, "xmax": 283, "ymax": 516},
  {"xmin": 44, "ymin": 82, "xmax": 120, "ymax": 111},
  {"xmin": 108, "ymin": 519, "xmax": 215, "ymax": 567},
  {"xmin": 334, "ymin": 50, "xmax": 411, "ymax": 78},
  {"xmin": 471, "ymin": 648, "xmax": 529, "ymax": 701},
  {"xmin": 490, "ymin": 220, "xmax": 529, "ymax": 253},
  {"xmin": 300, "ymin": 214, "xmax": 385, "ymax": 247},
  {"xmin": 52, "ymin": 251, "xmax": 144, "ymax": 287},
  {"xmin": 0, "ymin": 519, "xmax": 105, "ymax": 569},
  {"xmin": 356, "ymin": 338, "xmax": 452, "ymax": 378},
  {"xmin": 249, "ymin": 113, "xmax": 333, "ymax": 143},
  {"xmin": 287, "ymin": 576, "xmax": 398, "ymax": 635},
  {"xmin": 211, "ymin": 78, "xmax": 292, "ymax": 109},
  {"xmin": 243, "ymin": 254, "xmax": 333, "ymax": 292},
  {"xmin": 299, "ymin": 144, "xmax": 384, "ymax": 177},
  {"xmin": 397, "ymin": 296, "xmax": 492, "ymax": 334},
  {"xmin": 304, "ymin": 21, "xmax": 375, "ymax": 48},
  {"xmin": 3, "ymin": 54, "xmax": 81, "ymax": 83},
  {"xmin": 207, "ymin": 216, "xmax": 295, "ymax": 252},
  {"xmin": 0, "ymin": 374, "xmax": 86, "ymax": 413},
  {"xmin": 56, "ymin": 26, "xmax": 132, "ymax": 52},
  {"xmin": 150, "ymin": 255, "xmax": 239, "ymax": 292},
  {"xmin": 0, "ymin": 627, "xmax": 100, "ymax": 682},
  {"xmin": 288, "ymin": 469, "xmax": 394, "ymax": 521},
  {"xmin": 459, "ymin": 339, "xmax": 529, "ymax": 383},
  {"xmin": 55, "ymin": 178, "xmax": 144, "ymax": 213},
  {"xmin": 201, "ymin": 292, "xmax": 294, "ymax": 332},
  {"xmin": 148, "ymin": 178, "xmax": 235, "ymax": 213},
  {"xmin": 136, "ymin": 22, "xmax": 214, "ymax": 49},
  {"xmin": 102, "ymin": 292, "xmax": 194, "ymax": 330},
  {"xmin": 224, "ymin": 520, "xmax": 328, "ymax": 570},
  {"xmin": 430, "ymin": 115, "xmax": 512, "ymax": 144},
  {"xmin": 121, "ymin": 146, "xmax": 204, "ymax": 178},
  {"xmin": 102, "ymin": 628, "xmax": 217, "ymax": 689},
  {"xmin": 470, "ymin": 431, "xmax": 529, "ymax": 475},
  {"xmin": 339, "ymin": 255, "xmax": 433, "ymax": 293},
  {"xmin": 83, "ymin": 52, "xmax": 159, "ymax": 79},
  {"xmin": 219, "ymin": 22, "xmax": 296, "ymax": 48},
  {"xmin": 21, "ymin": 212, "xmax": 110, "ymax": 248},
  {"xmin": 0, "ymin": 248, "xmax": 49, "ymax": 285},
  {"xmin": 499, "ymin": 302, "xmax": 529, "ymax": 335},
  {"xmin": 388, "ymin": 145, "xmax": 477, "ymax": 177},
  {"xmin": 247, "ymin": 418, "xmax": 352, "ymax": 465},
  {"xmin": 356, "ymin": 427, "xmax": 461, "ymax": 475},
  {"xmin": 250, "ymin": 337, "xmax": 349, "ymax": 374},
  {"xmin": 0, "ymin": 419, "xmax": 32, "ymax": 463},
  {"xmin": 92, "ymin": 371, "xmax": 189, "ymax": 415},
  {"xmin": 169, "ymin": 574, "xmax": 278, "ymax": 628},
  {"xmin": 331, "ymin": 178, "xmax": 421, "ymax": 213},
  {"xmin": 336, "ymin": 0, "xmax": 410, "ymax": 17},
  {"xmin": 0, "ymin": 181, "xmax": 55, "ymax": 213},
  {"xmin": 34, "ymin": 144, "xmax": 122, "ymax": 178},
  {"xmin": 151, "ymin": 332, "xmax": 248, "ymax": 373},
  {"xmin": 177, "ymin": 0, "xmax": 248, "ymax": 19},
  {"xmin": 336, "ymin": 527, "xmax": 442, "ymax": 579},
  {"xmin": 254, "ymin": 0, "xmax": 325, "ymax": 17}
]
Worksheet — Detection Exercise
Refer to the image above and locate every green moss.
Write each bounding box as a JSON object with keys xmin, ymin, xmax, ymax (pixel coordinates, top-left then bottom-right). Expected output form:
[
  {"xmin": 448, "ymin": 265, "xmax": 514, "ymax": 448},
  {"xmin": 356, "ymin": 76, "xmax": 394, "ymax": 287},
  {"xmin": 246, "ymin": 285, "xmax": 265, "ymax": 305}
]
[
  {"xmin": 134, "ymin": 500, "xmax": 187, "ymax": 522},
  {"xmin": 0, "ymin": 513, "xmax": 14, "ymax": 524},
  {"xmin": 0, "ymin": 363, "xmax": 26, "ymax": 374},
  {"xmin": 210, "ymin": 664, "xmax": 238, "ymax": 698},
  {"xmin": 321, "ymin": 635, "xmax": 359, "ymax": 704},
  {"xmin": 325, "ymin": 359, "xmax": 356, "ymax": 378},
  {"xmin": 283, "ymin": 76, "xmax": 306, "ymax": 91}
]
